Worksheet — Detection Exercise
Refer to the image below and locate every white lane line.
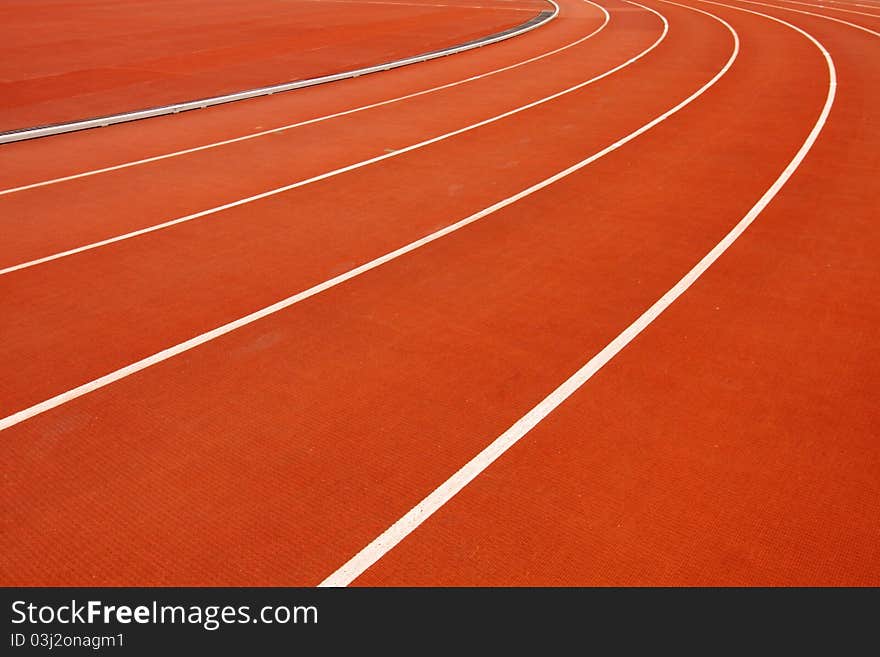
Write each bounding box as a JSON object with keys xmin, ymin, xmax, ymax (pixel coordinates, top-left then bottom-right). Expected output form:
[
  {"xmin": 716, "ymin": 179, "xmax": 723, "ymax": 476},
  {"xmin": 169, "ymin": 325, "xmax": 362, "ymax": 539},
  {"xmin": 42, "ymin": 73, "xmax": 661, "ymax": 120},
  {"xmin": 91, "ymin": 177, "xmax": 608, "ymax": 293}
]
[
  {"xmin": 787, "ymin": 0, "xmax": 880, "ymax": 11},
  {"xmin": 0, "ymin": 0, "xmax": 723, "ymax": 433},
  {"xmin": 0, "ymin": 2, "xmax": 660, "ymax": 277},
  {"xmin": 772, "ymin": 0, "xmax": 880, "ymax": 16},
  {"xmin": 0, "ymin": 2, "xmax": 557, "ymax": 145},
  {"xmin": 733, "ymin": 0, "xmax": 880, "ymax": 32},
  {"xmin": 319, "ymin": 0, "xmax": 837, "ymax": 587},
  {"xmin": 0, "ymin": 0, "xmax": 578, "ymax": 197}
]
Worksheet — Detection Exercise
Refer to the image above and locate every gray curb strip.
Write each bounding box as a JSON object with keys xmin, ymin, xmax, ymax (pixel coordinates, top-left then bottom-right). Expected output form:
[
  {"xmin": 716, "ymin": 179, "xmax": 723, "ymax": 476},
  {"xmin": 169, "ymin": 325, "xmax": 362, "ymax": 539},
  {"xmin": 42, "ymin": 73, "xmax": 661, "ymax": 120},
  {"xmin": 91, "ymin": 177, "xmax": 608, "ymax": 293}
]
[{"xmin": 0, "ymin": 3, "xmax": 558, "ymax": 144}]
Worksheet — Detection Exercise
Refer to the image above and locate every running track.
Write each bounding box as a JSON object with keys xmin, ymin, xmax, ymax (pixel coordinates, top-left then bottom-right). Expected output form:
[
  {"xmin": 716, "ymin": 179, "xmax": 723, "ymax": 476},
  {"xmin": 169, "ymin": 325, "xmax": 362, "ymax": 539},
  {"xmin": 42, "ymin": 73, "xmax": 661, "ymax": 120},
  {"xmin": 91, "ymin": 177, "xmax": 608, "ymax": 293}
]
[
  {"xmin": 0, "ymin": 0, "xmax": 547, "ymax": 131},
  {"xmin": 1, "ymin": 0, "xmax": 878, "ymax": 586}
]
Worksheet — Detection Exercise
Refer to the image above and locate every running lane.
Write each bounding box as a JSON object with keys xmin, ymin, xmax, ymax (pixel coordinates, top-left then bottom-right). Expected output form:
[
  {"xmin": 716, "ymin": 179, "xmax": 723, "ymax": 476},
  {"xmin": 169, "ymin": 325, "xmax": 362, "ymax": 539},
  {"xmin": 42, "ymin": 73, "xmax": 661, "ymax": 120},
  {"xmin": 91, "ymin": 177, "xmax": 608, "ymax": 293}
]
[
  {"xmin": 771, "ymin": 0, "xmax": 880, "ymax": 26},
  {"xmin": 348, "ymin": 0, "xmax": 880, "ymax": 586},
  {"xmin": 0, "ymin": 0, "xmax": 585, "ymax": 190},
  {"xmin": 0, "ymin": 0, "xmax": 682, "ymax": 415},
  {"xmin": 0, "ymin": 2, "xmax": 608, "ymax": 270},
  {"xmin": 0, "ymin": 0, "xmax": 547, "ymax": 131},
  {"xmin": 1, "ymin": 1, "xmax": 847, "ymax": 585}
]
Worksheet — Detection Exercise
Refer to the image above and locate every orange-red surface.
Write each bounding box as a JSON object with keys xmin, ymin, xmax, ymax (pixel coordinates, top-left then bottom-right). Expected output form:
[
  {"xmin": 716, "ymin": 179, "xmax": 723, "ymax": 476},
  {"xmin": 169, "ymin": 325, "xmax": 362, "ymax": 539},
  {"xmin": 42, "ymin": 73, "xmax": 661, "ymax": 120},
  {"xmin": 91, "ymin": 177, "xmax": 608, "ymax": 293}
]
[
  {"xmin": 0, "ymin": 0, "xmax": 545, "ymax": 131},
  {"xmin": 0, "ymin": 0, "xmax": 877, "ymax": 586}
]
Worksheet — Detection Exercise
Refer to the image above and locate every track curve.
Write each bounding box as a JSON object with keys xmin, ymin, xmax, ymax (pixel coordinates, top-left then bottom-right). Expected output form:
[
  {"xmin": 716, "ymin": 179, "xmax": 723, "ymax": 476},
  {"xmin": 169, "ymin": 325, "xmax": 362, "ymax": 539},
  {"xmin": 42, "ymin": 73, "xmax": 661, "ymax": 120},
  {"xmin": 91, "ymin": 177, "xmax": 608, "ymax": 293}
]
[{"xmin": 1, "ymin": 0, "xmax": 877, "ymax": 587}]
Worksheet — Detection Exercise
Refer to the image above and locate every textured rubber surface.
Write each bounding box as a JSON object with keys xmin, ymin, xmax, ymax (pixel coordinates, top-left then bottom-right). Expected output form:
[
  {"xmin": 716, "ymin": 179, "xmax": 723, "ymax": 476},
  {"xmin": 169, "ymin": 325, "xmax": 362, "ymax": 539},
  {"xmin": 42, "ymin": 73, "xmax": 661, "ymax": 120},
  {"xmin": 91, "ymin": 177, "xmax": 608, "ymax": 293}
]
[
  {"xmin": 1, "ymin": 0, "xmax": 878, "ymax": 586},
  {"xmin": 0, "ymin": 0, "xmax": 549, "ymax": 133}
]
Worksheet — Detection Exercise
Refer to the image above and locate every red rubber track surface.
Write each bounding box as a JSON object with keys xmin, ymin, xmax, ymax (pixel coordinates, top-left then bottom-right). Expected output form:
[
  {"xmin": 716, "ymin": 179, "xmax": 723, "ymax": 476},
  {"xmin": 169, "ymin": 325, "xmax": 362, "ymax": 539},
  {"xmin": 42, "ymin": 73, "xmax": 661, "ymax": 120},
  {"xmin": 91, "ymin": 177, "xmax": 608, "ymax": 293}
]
[
  {"xmin": 1, "ymin": 0, "xmax": 878, "ymax": 586},
  {"xmin": 773, "ymin": 0, "xmax": 880, "ymax": 24},
  {"xmin": 0, "ymin": 0, "xmax": 546, "ymax": 132}
]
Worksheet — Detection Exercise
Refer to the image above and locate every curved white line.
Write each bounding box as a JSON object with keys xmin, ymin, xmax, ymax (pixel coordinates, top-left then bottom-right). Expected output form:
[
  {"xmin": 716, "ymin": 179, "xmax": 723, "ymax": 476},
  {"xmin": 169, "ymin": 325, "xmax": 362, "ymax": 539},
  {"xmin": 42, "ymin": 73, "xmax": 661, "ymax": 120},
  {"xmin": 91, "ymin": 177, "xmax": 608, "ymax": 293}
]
[
  {"xmin": 0, "ymin": 0, "xmax": 728, "ymax": 433},
  {"xmin": 0, "ymin": 0, "xmax": 581, "ymax": 197},
  {"xmin": 0, "ymin": 1, "xmax": 658, "ymax": 277},
  {"xmin": 779, "ymin": 0, "xmax": 880, "ymax": 13},
  {"xmin": 0, "ymin": 1, "xmax": 560, "ymax": 145},
  {"xmin": 771, "ymin": 0, "xmax": 880, "ymax": 17},
  {"xmin": 319, "ymin": 0, "xmax": 837, "ymax": 587},
  {"xmin": 732, "ymin": 0, "xmax": 880, "ymax": 33}
]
